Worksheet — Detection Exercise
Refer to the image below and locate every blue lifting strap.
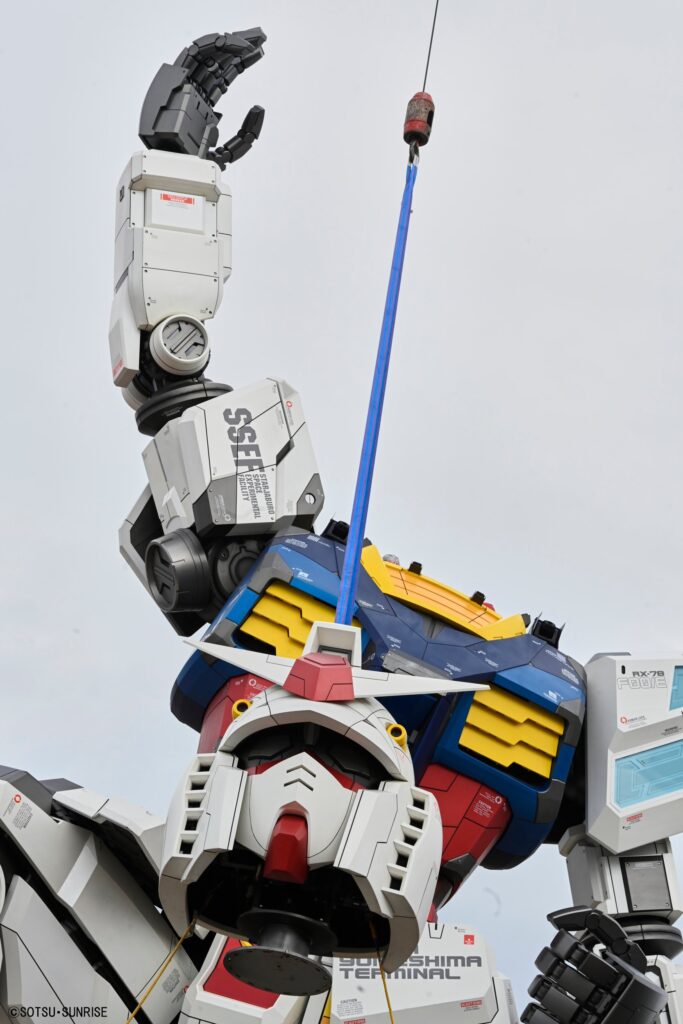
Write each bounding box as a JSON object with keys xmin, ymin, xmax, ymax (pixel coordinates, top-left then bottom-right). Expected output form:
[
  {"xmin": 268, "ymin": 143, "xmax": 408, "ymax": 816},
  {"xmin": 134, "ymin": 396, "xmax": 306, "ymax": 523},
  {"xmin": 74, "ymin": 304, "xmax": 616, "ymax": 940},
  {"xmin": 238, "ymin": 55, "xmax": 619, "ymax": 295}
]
[{"xmin": 336, "ymin": 159, "xmax": 419, "ymax": 625}]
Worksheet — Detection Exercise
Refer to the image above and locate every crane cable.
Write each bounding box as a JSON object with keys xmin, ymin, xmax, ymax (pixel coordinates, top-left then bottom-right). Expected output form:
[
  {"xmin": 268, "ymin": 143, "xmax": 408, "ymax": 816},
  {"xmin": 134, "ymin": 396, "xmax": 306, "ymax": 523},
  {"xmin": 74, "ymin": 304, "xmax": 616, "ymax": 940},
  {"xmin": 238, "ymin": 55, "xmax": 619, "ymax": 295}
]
[
  {"xmin": 335, "ymin": 0, "xmax": 440, "ymax": 627},
  {"xmin": 423, "ymin": 0, "xmax": 440, "ymax": 91}
]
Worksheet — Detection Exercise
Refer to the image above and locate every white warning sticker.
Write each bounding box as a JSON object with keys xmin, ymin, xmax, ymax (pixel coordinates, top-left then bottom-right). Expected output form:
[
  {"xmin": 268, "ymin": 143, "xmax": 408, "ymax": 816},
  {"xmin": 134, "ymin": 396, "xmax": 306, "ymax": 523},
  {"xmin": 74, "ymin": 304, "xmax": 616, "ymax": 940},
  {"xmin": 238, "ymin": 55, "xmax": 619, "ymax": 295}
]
[{"xmin": 336, "ymin": 999, "xmax": 365, "ymax": 1021}]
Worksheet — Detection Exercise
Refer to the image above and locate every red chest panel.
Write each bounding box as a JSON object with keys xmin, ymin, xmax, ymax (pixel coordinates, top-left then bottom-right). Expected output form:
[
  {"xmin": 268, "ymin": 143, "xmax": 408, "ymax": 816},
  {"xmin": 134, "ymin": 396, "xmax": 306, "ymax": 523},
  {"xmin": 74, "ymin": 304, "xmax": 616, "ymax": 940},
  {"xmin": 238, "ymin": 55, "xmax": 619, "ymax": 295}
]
[{"xmin": 420, "ymin": 763, "xmax": 511, "ymax": 903}]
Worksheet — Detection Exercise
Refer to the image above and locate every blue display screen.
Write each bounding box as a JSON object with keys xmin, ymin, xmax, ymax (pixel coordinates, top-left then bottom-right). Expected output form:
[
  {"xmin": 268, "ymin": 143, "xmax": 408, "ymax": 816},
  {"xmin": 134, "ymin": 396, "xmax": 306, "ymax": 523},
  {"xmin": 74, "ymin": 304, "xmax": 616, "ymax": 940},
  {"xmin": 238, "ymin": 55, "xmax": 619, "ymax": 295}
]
[
  {"xmin": 670, "ymin": 666, "xmax": 683, "ymax": 711},
  {"xmin": 615, "ymin": 738, "xmax": 683, "ymax": 808}
]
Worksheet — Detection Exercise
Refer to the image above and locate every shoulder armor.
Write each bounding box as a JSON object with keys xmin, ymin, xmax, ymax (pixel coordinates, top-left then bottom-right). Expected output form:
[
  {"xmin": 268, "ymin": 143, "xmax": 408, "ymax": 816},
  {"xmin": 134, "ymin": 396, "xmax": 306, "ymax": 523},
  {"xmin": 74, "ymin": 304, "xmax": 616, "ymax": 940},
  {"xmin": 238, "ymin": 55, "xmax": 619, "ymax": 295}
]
[
  {"xmin": 142, "ymin": 377, "xmax": 324, "ymax": 538},
  {"xmin": 0, "ymin": 770, "xmax": 195, "ymax": 1018},
  {"xmin": 586, "ymin": 653, "xmax": 683, "ymax": 852}
]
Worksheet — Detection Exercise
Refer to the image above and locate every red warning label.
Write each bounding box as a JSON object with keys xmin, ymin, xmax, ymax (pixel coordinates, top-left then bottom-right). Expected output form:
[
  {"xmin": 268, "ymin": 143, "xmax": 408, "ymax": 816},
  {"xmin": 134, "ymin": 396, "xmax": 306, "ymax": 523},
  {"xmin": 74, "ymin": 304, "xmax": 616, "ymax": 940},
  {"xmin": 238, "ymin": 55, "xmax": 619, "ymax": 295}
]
[{"xmin": 160, "ymin": 192, "xmax": 195, "ymax": 205}]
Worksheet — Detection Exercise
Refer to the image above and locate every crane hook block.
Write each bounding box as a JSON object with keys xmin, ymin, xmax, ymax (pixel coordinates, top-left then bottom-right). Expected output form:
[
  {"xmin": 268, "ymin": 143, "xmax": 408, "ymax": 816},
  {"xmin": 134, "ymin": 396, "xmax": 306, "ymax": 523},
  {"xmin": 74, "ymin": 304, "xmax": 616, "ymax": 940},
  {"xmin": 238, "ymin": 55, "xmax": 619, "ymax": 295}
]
[{"xmin": 403, "ymin": 92, "xmax": 435, "ymax": 148}]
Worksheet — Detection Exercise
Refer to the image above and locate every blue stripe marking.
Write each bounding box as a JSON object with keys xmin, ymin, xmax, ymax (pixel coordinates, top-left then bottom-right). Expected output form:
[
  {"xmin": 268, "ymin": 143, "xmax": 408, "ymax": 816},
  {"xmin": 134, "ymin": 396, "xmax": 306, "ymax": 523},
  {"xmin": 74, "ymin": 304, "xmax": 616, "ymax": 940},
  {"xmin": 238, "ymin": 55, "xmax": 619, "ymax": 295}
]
[{"xmin": 494, "ymin": 664, "xmax": 583, "ymax": 714}]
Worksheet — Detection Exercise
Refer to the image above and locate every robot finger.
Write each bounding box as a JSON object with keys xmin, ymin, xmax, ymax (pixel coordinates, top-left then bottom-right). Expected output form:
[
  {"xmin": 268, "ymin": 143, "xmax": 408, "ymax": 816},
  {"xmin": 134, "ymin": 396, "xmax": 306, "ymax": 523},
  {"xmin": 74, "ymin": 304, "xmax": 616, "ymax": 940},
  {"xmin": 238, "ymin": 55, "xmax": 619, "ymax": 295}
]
[
  {"xmin": 527, "ymin": 974, "xmax": 597, "ymax": 1024},
  {"xmin": 548, "ymin": 931, "xmax": 623, "ymax": 989},
  {"xmin": 175, "ymin": 31, "xmax": 265, "ymax": 97},
  {"xmin": 535, "ymin": 947, "xmax": 611, "ymax": 1008},
  {"xmin": 523, "ymin": 1005, "xmax": 567, "ymax": 1024},
  {"xmin": 550, "ymin": 908, "xmax": 648, "ymax": 974},
  {"xmin": 523, "ymin": 909, "xmax": 669, "ymax": 1024},
  {"xmin": 139, "ymin": 29, "xmax": 266, "ymax": 160},
  {"xmin": 210, "ymin": 106, "xmax": 265, "ymax": 168}
]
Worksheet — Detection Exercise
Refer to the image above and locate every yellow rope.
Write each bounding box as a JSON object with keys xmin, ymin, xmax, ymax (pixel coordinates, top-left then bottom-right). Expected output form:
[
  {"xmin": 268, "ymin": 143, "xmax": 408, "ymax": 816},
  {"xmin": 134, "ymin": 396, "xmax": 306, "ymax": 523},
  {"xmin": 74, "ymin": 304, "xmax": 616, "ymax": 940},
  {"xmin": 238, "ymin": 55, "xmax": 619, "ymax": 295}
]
[
  {"xmin": 124, "ymin": 916, "xmax": 197, "ymax": 1024},
  {"xmin": 367, "ymin": 920, "xmax": 396, "ymax": 1024},
  {"xmin": 377, "ymin": 953, "xmax": 396, "ymax": 1024},
  {"xmin": 125, "ymin": 918, "xmax": 396, "ymax": 1024}
]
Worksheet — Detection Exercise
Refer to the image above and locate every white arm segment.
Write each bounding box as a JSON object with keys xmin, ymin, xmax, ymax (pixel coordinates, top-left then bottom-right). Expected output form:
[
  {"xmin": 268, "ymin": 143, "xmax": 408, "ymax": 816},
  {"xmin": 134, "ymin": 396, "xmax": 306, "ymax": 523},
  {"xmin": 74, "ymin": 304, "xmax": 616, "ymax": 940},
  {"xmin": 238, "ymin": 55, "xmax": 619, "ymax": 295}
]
[
  {"xmin": 559, "ymin": 652, "xmax": 683, "ymax": 1024},
  {"xmin": 118, "ymin": 377, "xmax": 324, "ymax": 612},
  {"xmin": 110, "ymin": 152, "xmax": 325, "ymax": 622},
  {"xmin": 561, "ymin": 830, "xmax": 683, "ymax": 1024},
  {"xmin": 109, "ymin": 149, "xmax": 231, "ymax": 404}
]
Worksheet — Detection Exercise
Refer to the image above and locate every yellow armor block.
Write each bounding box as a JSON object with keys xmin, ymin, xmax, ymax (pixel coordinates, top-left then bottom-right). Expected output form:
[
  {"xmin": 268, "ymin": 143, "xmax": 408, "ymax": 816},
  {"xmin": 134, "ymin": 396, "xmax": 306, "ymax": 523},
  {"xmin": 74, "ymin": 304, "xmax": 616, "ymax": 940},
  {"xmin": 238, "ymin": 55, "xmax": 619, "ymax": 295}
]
[
  {"xmin": 360, "ymin": 545, "xmax": 527, "ymax": 641},
  {"xmin": 239, "ymin": 545, "xmax": 528, "ymax": 659},
  {"xmin": 240, "ymin": 581, "xmax": 360, "ymax": 658},
  {"xmin": 460, "ymin": 687, "xmax": 564, "ymax": 779}
]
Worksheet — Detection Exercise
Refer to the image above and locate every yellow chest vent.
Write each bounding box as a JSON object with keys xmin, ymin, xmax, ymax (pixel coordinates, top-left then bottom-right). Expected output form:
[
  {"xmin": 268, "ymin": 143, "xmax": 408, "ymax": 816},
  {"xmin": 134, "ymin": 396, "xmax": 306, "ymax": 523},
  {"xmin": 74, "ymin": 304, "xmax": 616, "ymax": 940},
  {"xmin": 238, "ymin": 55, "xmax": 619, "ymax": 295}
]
[
  {"xmin": 460, "ymin": 687, "xmax": 564, "ymax": 780},
  {"xmin": 239, "ymin": 582, "xmax": 359, "ymax": 659}
]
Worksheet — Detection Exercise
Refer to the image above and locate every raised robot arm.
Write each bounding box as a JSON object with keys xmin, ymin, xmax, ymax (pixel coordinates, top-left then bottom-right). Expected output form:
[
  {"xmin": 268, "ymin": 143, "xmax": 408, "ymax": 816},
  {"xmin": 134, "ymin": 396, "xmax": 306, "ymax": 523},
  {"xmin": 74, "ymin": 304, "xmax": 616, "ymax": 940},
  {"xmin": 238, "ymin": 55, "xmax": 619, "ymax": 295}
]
[
  {"xmin": 110, "ymin": 31, "xmax": 324, "ymax": 636},
  {"xmin": 524, "ymin": 653, "xmax": 683, "ymax": 1024}
]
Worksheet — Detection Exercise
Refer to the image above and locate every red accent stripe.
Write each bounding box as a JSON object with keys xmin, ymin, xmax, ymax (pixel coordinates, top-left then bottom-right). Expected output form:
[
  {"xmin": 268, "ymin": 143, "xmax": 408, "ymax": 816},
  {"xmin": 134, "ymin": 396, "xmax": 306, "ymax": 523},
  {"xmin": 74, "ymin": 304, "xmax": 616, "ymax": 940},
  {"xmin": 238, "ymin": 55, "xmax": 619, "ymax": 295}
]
[
  {"xmin": 264, "ymin": 814, "xmax": 309, "ymax": 884},
  {"xmin": 203, "ymin": 938, "xmax": 277, "ymax": 1008}
]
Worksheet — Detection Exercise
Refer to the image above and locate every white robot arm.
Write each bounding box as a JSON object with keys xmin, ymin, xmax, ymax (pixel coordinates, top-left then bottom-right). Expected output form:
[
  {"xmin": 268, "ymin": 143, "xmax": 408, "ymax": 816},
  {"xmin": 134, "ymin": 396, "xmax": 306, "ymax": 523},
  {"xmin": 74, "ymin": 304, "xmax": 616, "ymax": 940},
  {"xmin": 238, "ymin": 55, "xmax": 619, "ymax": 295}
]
[
  {"xmin": 109, "ymin": 148, "xmax": 232, "ymax": 409},
  {"xmin": 524, "ymin": 653, "xmax": 683, "ymax": 1024},
  {"xmin": 111, "ymin": 32, "xmax": 325, "ymax": 636},
  {"xmin": 110, "ymin": 28, "xmax": 267, "ymax": 411}
]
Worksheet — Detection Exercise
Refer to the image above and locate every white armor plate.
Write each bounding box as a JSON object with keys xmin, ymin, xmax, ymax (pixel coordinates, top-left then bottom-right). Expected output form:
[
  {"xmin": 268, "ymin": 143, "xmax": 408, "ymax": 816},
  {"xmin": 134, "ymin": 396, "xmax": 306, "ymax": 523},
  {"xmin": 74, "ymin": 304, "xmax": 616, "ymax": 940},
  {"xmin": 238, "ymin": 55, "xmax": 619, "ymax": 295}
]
[{"xmin": 585, "ymin": 655, "xmax": 683, "ymax": 853}]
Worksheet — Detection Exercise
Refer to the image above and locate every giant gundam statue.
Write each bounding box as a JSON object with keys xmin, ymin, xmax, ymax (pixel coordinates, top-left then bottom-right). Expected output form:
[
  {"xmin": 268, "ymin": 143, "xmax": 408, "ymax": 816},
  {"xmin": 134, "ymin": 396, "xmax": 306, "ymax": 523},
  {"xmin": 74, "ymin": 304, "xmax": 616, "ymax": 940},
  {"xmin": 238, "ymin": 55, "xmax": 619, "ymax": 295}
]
[{"xmin": 0, "ymin": 28, "xmax": 681, "ymax": 1024}]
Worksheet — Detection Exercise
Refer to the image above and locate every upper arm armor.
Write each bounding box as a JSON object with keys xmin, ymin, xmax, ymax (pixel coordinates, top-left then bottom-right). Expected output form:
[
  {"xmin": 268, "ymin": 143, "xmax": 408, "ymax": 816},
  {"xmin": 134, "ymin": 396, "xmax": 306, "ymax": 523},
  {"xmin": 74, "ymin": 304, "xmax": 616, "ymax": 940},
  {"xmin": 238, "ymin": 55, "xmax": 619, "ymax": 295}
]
[
  {"xmin": 585, "ymin": 653, "xmax": 683, "ymax": 852},
  {"xmin": 142, "ymin": 377, "xmax": 324, "ymax": 538}
]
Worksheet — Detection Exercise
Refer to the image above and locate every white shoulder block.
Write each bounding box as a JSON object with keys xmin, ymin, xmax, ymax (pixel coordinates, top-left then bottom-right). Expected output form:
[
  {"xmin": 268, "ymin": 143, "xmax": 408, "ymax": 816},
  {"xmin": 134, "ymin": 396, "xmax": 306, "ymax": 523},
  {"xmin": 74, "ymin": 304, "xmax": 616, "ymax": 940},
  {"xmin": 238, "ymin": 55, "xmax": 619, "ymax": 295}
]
[
  {"xmin": 142, "ymin": 378, "xmax": 324, "ymax": 536},
  {"xmin": 0, "ymin": 876, "xmax": 129, "ymax": 1019},
  {"xmin": 586, "ymin": 653, "xmax": 683, "ymax": 852},
  {"xmin": 52, "ymin": 786, "xmax": 165, "ymax": 873},
  {"xmin": 0, "ymin": 781, "xmax": 195, "ymax": 1020}
]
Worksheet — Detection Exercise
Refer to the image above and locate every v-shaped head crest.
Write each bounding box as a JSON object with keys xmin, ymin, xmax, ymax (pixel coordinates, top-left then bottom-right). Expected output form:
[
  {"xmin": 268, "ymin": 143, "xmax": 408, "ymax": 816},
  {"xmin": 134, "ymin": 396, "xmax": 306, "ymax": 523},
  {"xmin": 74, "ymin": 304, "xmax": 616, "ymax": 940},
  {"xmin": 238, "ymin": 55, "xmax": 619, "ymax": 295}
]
[{"xmin": 186, "ymin": 621, "xmax": 487, "ymax": 703}]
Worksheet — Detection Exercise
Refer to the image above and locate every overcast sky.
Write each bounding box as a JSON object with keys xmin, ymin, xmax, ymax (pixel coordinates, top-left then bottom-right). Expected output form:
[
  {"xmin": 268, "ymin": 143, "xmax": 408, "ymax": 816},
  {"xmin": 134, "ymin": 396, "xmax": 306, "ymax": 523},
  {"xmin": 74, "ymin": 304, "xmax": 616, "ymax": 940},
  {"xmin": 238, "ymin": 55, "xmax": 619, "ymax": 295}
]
[{"xmin": 2, "ymin": 0, "xmax": 683, "ymax": 1006}]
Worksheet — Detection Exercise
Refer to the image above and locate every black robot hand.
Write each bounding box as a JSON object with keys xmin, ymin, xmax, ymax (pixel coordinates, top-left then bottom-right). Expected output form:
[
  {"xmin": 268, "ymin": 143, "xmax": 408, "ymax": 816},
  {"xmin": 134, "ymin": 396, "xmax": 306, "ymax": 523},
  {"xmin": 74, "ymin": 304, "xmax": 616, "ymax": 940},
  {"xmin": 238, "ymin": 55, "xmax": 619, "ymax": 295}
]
[
  {"xmin": 139, "ymin": 29, "xmax": 266, "ymax": 166},
  {"xmin": 521, "ymin": 906, "xmax": 667, "ymax": 1024}
]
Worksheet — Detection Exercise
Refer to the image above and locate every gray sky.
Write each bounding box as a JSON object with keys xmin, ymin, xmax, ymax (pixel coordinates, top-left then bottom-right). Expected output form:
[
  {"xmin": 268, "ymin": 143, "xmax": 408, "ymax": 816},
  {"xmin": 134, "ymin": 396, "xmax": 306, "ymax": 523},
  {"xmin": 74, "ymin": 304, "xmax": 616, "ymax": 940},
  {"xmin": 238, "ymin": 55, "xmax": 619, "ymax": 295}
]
[{"xmin": 2, "ymin": 0, "xmax": 683, "ymax": 1006}]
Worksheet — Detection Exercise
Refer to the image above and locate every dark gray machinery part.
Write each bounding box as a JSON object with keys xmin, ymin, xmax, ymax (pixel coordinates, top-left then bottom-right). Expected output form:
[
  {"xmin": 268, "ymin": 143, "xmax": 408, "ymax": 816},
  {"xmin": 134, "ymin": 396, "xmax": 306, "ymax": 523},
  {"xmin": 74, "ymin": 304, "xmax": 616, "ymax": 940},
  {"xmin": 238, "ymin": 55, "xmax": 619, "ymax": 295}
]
[
  {"xmin": 145, "ymin": 527, "xmax": 266, "ymax": 627},
  {"xmin": 125, "ymin": 490, "xmax": 205, "ymax": 637},
  {"xmin": 522, "ymin": 907, "xmax": 668, "ymax": 1024},
  {"xmin": 139, "ymin": 29, "xmax": 266, "ymax": 168},
  {"xmin": 145, "ymin": 529, "xmax": 212, "ymax": 613},
  {"xmin": 135, "ymin": 381, "xmax": 233, "ymax": 437},
  {"xmin": 225, "ymin": 909, "xmax": 334, "ymax": 996},
  {"xmin": 210, "ymin": 538, "xmax": 264, "ymax": 599},
  {"xmin": 616, "ymin": 854, "xmax": 683, "ymax": 958}
]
